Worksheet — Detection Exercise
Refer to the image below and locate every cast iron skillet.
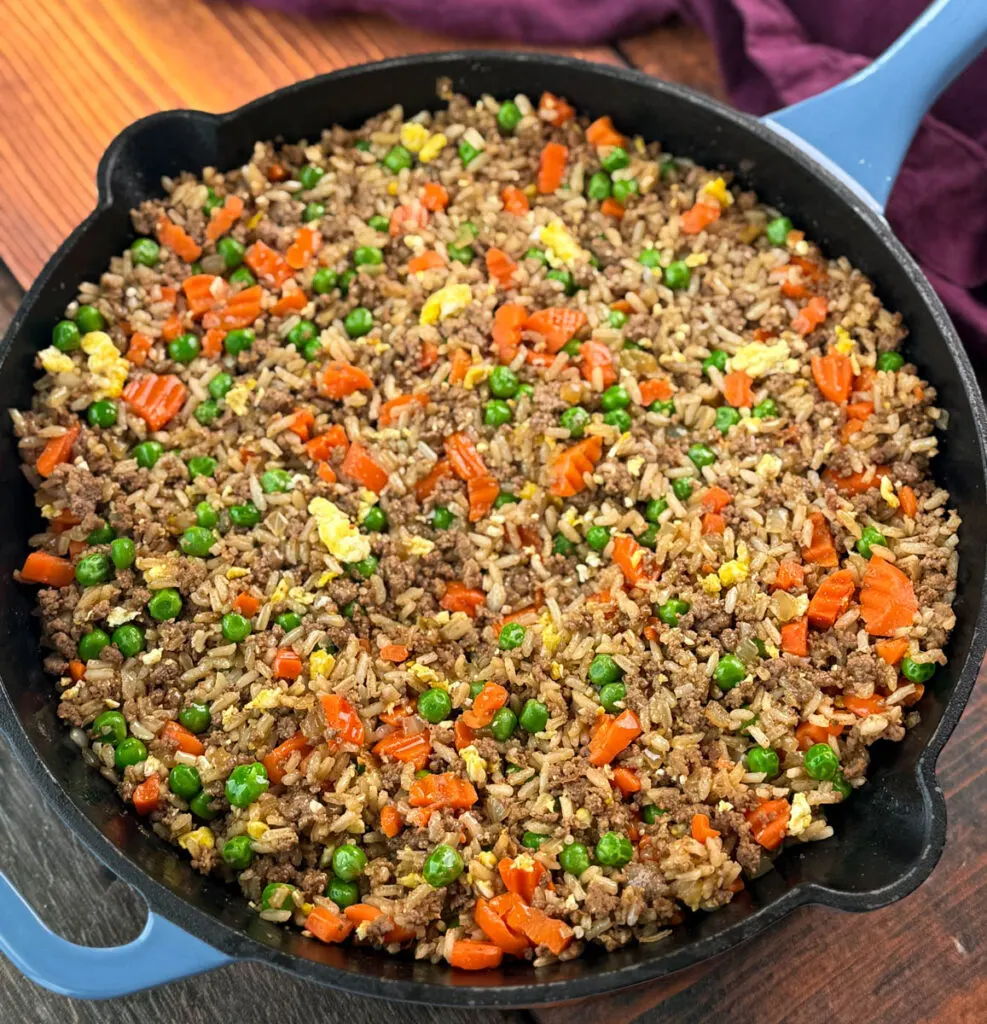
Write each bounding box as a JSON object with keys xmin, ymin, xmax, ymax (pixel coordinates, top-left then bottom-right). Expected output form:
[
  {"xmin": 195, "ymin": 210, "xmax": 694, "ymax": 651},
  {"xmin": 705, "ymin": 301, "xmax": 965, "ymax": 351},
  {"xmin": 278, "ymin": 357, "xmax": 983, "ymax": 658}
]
[{"xmin": 1, "ymin": 0, "xmax": 987, "ymax": 1006}]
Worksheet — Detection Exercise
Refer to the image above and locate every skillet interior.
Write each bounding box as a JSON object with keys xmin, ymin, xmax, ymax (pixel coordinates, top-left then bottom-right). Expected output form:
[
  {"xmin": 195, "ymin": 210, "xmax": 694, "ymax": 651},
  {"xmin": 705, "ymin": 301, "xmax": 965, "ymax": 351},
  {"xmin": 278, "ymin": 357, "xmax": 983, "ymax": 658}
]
[{"xmin": 1, "ymin": 52, "xmax": 985, "ymax": 1006}]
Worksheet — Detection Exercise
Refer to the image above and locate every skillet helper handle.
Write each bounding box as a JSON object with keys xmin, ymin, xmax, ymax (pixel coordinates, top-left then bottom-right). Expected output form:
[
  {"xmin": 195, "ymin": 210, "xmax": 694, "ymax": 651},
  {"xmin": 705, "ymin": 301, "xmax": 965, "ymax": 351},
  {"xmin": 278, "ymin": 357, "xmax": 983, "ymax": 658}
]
[
  {"xmin": 764, "ymin": 0, "xmax": 987, "ymax": 212},
  {"xmin": 0, "ymin": 871, "xmax": 232, "ymax": 998}
]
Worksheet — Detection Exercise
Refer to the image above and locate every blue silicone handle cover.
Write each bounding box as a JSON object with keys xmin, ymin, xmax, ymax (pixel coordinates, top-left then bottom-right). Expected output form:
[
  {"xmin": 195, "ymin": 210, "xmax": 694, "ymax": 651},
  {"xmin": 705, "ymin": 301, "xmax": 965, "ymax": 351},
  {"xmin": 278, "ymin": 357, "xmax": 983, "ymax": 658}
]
[{"xmin": 765, "ymin": 0, "xmax": 987, "ymax": 212}]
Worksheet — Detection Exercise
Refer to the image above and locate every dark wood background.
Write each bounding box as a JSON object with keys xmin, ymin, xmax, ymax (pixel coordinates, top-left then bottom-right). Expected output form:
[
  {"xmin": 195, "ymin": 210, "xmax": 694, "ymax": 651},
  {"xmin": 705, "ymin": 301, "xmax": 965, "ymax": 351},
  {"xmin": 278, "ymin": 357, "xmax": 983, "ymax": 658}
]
[{"xmin": 0, "ymin": 3, "xmax": 984, "ymax": 1022}]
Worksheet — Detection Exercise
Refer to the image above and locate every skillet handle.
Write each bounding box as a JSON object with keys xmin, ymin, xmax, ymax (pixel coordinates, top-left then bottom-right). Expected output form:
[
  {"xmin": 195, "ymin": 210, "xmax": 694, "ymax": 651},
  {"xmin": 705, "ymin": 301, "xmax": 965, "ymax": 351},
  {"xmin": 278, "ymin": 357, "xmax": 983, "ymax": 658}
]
[
  {"xmin": 763, "ymin": 0, "xmax": 987, "ymax": 212},
  {"xmin": 0, "ymin": 871, "xmax": 232, "ymax": 998}
]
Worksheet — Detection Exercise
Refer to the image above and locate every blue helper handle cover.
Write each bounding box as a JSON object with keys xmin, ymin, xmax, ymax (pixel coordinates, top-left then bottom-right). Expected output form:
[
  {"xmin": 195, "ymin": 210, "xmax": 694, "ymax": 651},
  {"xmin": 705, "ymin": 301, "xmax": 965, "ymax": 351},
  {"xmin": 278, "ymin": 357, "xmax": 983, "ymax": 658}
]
[
  {"xmin": 0, "ymin": 872, "xmax": 232, "ymax": 998},
  {"xmin": 764, "ymin": 0, "xmax": 987, "ymax": 213}
]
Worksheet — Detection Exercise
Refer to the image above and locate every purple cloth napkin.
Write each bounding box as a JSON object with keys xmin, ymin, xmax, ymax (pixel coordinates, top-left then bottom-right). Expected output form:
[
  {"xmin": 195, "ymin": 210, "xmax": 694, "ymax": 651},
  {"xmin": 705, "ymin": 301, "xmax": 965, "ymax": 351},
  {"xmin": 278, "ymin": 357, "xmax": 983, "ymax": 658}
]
[{"xmin": 255, "ymin": 0, "xmax": 987, "ymax": 352}]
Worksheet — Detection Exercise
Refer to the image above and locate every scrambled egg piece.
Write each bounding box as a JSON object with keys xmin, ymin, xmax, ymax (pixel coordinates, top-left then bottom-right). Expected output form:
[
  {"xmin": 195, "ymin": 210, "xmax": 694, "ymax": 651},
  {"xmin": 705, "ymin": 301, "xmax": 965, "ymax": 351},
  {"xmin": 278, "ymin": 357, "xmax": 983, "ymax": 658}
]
[
  {"xmin": 225, "ymin": 378, "xmax": 256, "ymax": 416},
  {"xmin": 755, "ymin": 453, "xmax": 782, "ymax": 479},
  {"xmin": 107, "ymin": 607, "xmax": 139, "ymax": 628},
  {"xmin": 387, "ymin": 181, "xmax": 399, "ymax": 196},
  {"xmin": 684, "ymin": 252, "xmax": 709, "ymax": 267},
  {"xmin": 701, "ymin": 176, "xmax": 734, "ymax": 207},
  {"xmin": 700, "ymin": 573, "xmax": 723, "ymax": 595},
  {"xmin": 309, "ymin": 650, "xmax": 335, "ymax": 678},
  {"xmin": 245, "ymin": 688, "xmax": 281, "ymax": 711},
  {"xmin": 39, "ymin": 347, "xmax": 76, "ymax": 375},
  {"xmin": 288, "ymin": 586, "xmax": 316, "ymax": 608},
  {"xmin": 141, "ymin": 648, "xmax": 162, "ymax": 666},
  {"xmin": 405, "ymin": 535, "xmax": 435, "ymax": 557},
  {"xmin": 463, "ymin": 365, "xmax": 490, "ymax": 390},
  {"xmin": 541, "ymin": 219, "xmax": 586, "ymax": 266},
  {"xmin": 247, "ymin": 821, "xmax": 269, "ymax": 840},
  {"xmin": 398, "ymin": 872, "xmax": 423, "ymax": 888},
  {"xmin": 226, "ymin": 567, "xmax": 250, "ymax": 579},
  {"xmin": 246, "ymin": 211, "xmax": 264, "ymax": 231},
  {"xmin": 477, "ymin": 851, "xmax": 497, "ymax": 870},
  {"xmin": 400, "ymin": 122, "xmax": 429, "ymax": 153},
  {"xmin": 764, "ymin": 641, "xmax": 780, "ymax": 659},
  {"xmin": 519, "ymin": 482, "xmax": 539, "ymax": 500},
  {"xmin": 880, "ymin": 475, "xmax": 900, "ymax": 509},
  {"xmin": 718, "ymin": 560, "xmax": 749, "ymax": 586},
  {"xmin": 316, "ymin": 569, "xmax": 339, "ymax": 587},
  {"xmin": 460, "ymin": 745, "xmax": 488, "ymax": 784},
  {"xmin": 420, "ymin": 284, "xmax": 472, "ymax": 325},
  {"xmin": 540, "ymin": 616, "xmax": 563, "ymax": 655},
  {"xmin": 418, "ymin": 132, "xmax": 447, "ymax": 163},
  {"xmin": 269, "ymin": 578, "xmax": 291, "ymax": 605},
  {"xmin": 138, "ymin": 554, "xmax": 180, "ymax": 583},
  {"xmin": 574, "ymin": 807, "xmax": 592, "ymax": 827},
  {"xmin": 308, "ymin": 498, "xmax": 371, "ymax": 562},
  {"xmin": 834, "ymin": 325, "xmax": 855, "ymax": 355},
  {"xmin": 179, "ymin": 827, "xmax": 215, "ymax": 851},
  {"xmin": 788, "ymin": 792, "xmax": 812, "ymax": 836},
  {"xmin": 730, "ymin": 339, "xmax": 791, "ymax": 378},
  {"xmin": 626, "ymin": 456, "xmax": 644, "ymax": 478},
  {"xmin": 82, "ymin": 332, "xmax": 129, "ymax": 399},
  {"xmin": 407, "ymin": 662, "xmax": 444, "ymax": 687},
  {"xmin": 355, "ymin": 489, "xmax": 379, "ymax": 523},
  {"xmin": 550, "ymin": 661, "xmax": 564, "ymax": 680}
]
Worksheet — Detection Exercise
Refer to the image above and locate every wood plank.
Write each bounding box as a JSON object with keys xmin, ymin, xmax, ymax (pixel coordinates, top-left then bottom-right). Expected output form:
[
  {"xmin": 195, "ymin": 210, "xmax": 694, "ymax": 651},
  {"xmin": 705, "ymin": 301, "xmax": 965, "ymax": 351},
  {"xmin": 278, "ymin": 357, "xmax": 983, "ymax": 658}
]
[
  {"xmin": 0, "ymin": 0, "xmax": 616, "ymax": 288},
  {"xmin": 619, "ymin": 21, "xmax": 727, "ymax": 101}
]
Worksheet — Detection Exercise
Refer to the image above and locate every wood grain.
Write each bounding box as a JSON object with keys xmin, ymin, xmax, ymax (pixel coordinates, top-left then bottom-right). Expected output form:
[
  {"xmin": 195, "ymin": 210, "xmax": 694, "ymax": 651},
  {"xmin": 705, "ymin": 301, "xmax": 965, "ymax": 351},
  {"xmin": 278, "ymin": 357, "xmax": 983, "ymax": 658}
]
[
  {"xmin": 0, "ymin": 0, "xmax": 617, "ymax": 288},
  {"xmin": 618, "ymin": 21, "xmax": 727, "ymax": 101}
]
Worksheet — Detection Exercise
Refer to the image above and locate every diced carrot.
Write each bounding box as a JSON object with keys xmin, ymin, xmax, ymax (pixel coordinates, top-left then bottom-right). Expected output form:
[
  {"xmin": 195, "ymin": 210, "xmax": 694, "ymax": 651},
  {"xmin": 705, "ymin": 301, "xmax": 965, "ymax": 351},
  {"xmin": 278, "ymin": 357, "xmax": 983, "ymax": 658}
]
[
  {"xmin": 409, "ymin": 772, "xmax": 478, "ymax": 809},
  {"xmin": 233, "ymin": 592, "xmax": 260, "ymax": 617},
  {"xmin": 525, "ymin": 307, "xmax": 587, "ymax": 353},
  {"xmin": 19, "ymin": 551, "xmax": 75, "ymax": 587},
  {"xmin": 263, "ymin": 732, "xmax": 311, "ymax": 785},
  {"xmin": 498, "ymin": 856, "xmax": 546, "ymax": 905},
  {"xmin": 270, "ymin": 289, "xmax": 307, "ymax": 317},
  {"xmin": 548, "ymin": 435, "xmax": 603, "ymax": 497},
  {"xmin": 50, "ymin": 509, "xmax": 80, "ymax": 533},
  {"xmin": 810, "ymin": 350, "xmax": 852, "ymax": 404},
  {"xmin": 440, "ymin": 581, "xmax": 487, "ymax": 619},
  {"xmin": 854, "ymin": 366, "xmax": 877, "ymax": 395},
  {"xmin": 680, "ymin": 200, "xmax": 720, "ymax": 234},
  {"xmin": 182, "ymin": 274, "xmax": 227, "ymax": 318},
  {"xmin": 638, "ymin": 378, "xmax": 673, "ymax": 405},
  {"xmin": 344, "ymin": 904, "xmax": 416, "ymax": 944},
  {"xmin": 379, "ymin": 644, "xmax": 409, "ymax": 663},
  {"xmin": 68, "ymin": 540, "xmax": 86, "ymax": 557},
  {"xmin": 341, "ymin": 442, "xmax": 389, "ymax": 493},
  {"xmin": 461, "ymin": 683, "xmax": 508, "ymax": 729},
  {"xmin": 321, "ymin": 361, "xmax": 374, "ymax": 399},
  {"xmin": 601, "ymin": 197, "xmax": 625, "ymax": 219},
  {"xmin": 492, "ymin": 303, "xmax": 528, "ymax": 364},
  {"xmin": 282, "ymin": 408, "xmax": 314, "ymax": 441},
  {"xmin": 746, "ymin": 798, "xmax": 790, "ymax": 851},
  {"xmin": 132, "ymin": 774, "xmax": 161, "ymax": 815},
  {"xmin": 794, "ymin": 296, "xmax": 829, "ymax": 336},
  {"xmin": 320, "ymin": 693, "xmax": 366, "ymax": 748},
  {"xmin": 774, "ymin": 560, "xmax": 805, "ymax": 591},
  {"xmin": 272, "ymin": 648, "xmax": 303, "ymax": 680},
  {"xmin": 449, "ymin": 940, "xmax": 503, "ymax": 971},
  {"xmin": 579, "ymin": 339, "xmax": 617, "ymax": 388},
  {"xmin": 860, "ymin": 556, "xmax": 918, "ymax": 636},
  {"xmin": 286, "ymin": 226, "xmax": 320, "ymax": 271},
  {"xmin": 155, "ymin": 215, "xmax": 201, "ymax": 263},
  {"xmin": 372, "ymin": 730, "xmax": 430, "ymax": 768},
  {"xmin": 420, "ymin": 182, "xmax": 449, "ymax": 212},
  {"xmin": 389, "ymin": 202, "xmax": 429, "ymax": 237},
  {"xmin": 537, "ymin": 92, "xmax": 575, "ymax": 126},
  {"xmin": 449, "ymin": 347, "xmax": 472, "ymax": 385},
  {"xmin": 899, "ymin": 486, "xmax": 918, "ymax": 518},
  {"xmin": 899, "ymin": 683, "xmax": 926, "ymax": 707},
  {"xmin": 267, "ymin": 162, "xmax": 288, "ymax": 182},
  {"xmin": 454, "ymin": 718, "xmax": 475, "ymax": 751},
  {"xmin": 806, "ymin": 569, "xmax": 856, "ymax": 630},
  {"xmin": 792, "ymin": 255, "xmax": 825, "ymax": 281},
  {"xmin": 537, "ymin": 142, "xmax": 568, "ymax": 194},
  {"xmin": 161, "ymin": 720, "xmax": 205, "ymax": 756},
  {"xmin": 244, "ymin": 241, "xmax": 292, "ymax": 288},
  {"xmin": 844, "ymin": 694, "xmax": 886, "ymax": 718},
  {"xmin": 36, "ymin": 424, "xmax": 80, "ymax": 478},
  {"xmin": 702, "ymin": 486, "xmax": 732, "ymax": 512},
  {"xmin": 420, "ymin": 340, "xmax": 439, "ymax": 369},
  {"xmin": 779, "ymin": 276, "xmax": 809, "ymax": 300},
  {"xmin": 586, "ymin": 115, "xmax": 624, "ymax": 148},
  {"xmin": 846, "ymin": 401, "xmax": 874, "ymax": 421},
  {"xmin": 691, "ymin": 813, "xmax": 721, "ymax": 843},
  {"xmin": 795, "ymin": 721, "xmax": 844, "ymax": 750},
  {"xmin": 202, "ymin": 285, "xmax": 264, "ymax": 331},
  {"xmin": 205, "ymin": 194, "xmax": 244, "ymax": 242},
  {"xmin": 500, "ymin": 186, "xmax": 530, "ymax": 215},
  {"xmin": 823, "ymin": 465, "xmax": 890, "ymax": 495},
  {"xmin": 753, "ymin": 326, "xmax": 776, "ymax": 342},
  {"xmin": 305, "ymin": 424, "xmax": 349, "ymax": 461},
  {"xmin": 612, "ymin": 767, "xmax": 641, "ymax": 796},
  {"xmin": 474, "ymin": 898, "xmax": 529, "ymax": 956},
  {"xmin": 202, "ymin": 328, "xmax": 226, "ymax": 357},
  {"xmin": 842, "ymin": 418, "xmax": 866, "ymax": 443},
  {"xmin": 408, "ymin": 250, "xmax": 446, "ymax": 274},
  {"xmin": 526, "ymin": 350, "xmax": 555, "ymax": 368},
  {"xmin": 504, "ymin": 898, "xmax": 573, "ymax": 956},
  {"xmin": 317, "ymin": 462, "xmax": 336, "ymax": 484},
  {"xmin": 380, "ymin": 805, "xmax": 403, "ymax": 838},
  {"xmin": 780, "ymin": 617, "xmax": 809, "ymax": 656},
  {"xmin": 378, "ymin": 703, "xmax": 412, "ymax": 727},
  {"xmin": 126, "ymin": 332, "xmax": 154, "ymax": 365},
  {"xmin": 876, "ymin": 637, "xmax": 909, "ymax": 666},
  {"xmin": 123, "ymin": 375, "xmax": 187, "ymax": 431},
  {"xmin": 802, "ymin": 511, "xmax": 838, "ymax": 567},
  {"xmin": 467, "ymin": 474, "xmax": 500, "ymax": 523},
  {"xmin": 702, "ymin": 512, "xmax": 726, "ymax": 535},
  {"xmin": 69, "ymin": 660, "xmax": 86, "ymax": 681},
  {"xmin": 588, "ymin": 709, "xmax": 642, "ymax": 766},
  {"xmin": 486, "ymin": 248, "xmax": 518, "ymax": 287},
  {"xmin": 612, "ymin": 534, "xmax": 651, "ymax": 586},
  {"xmin": 445, "ymin": 431, "xmax": 487, "ymax": 481},
  {"xmin": 723, "ymin": 370, "xmax": 755, "ymax": 408},
  {"xmin": 158, "ymin": 285, "xmax": 178, "ymax": 306},
  {"xmin": 306, "ymin": 906, "xmax": 354, "ymax": 944},
  {"xmin": 414, "ymin": 458, "xmax": 453, "ymax": 501},
  {"xmin": 379, "ymin": 393, "xmax": 428, "ymax": 426}
]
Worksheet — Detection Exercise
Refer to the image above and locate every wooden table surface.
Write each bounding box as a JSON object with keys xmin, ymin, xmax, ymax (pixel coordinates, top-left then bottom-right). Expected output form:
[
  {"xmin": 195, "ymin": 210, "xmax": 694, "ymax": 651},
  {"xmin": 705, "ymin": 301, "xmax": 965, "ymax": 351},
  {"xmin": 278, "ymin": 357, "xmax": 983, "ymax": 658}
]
[{"xmin": 1, "ymin": 3, "xmax": 985, "ymax": 1022}]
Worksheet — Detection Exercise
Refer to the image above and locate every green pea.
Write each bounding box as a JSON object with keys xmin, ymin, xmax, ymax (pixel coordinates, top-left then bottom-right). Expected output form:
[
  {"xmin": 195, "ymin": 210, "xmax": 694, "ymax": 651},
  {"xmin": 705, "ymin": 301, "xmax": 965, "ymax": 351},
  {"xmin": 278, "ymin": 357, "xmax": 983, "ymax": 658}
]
[
  {"xmin": 75, "ymin": 553, "xmax": 110, "ymax": 587},
  {"xmin": 229, "ymin": 502, "xmax": 261, "ymax": 527},
  {"xmin": 469, "ymin": 680, "xmax": 487, "ymax": 700},
  {"xmin": 423, "ymin": 844, "xmax": 464, "ymax": 887},
  {"xmin": 87, "ymin": 399, "xmax": 118, "ymax": 429},
  {"xmin": 608, "ymin": 309, "xmax": 628, "ymax": 329},
  {"xmin": 713, "ymin": 653, "xmax": 746, "ymax": 690},
  {"xmin": 114, "ymin": 736, "xmax": 147, "ymax": 769},
  {"xmin": 497, "ymin": 100, "xmax": 522, "ymax": 132},
  {"xmin": 595, "ymin": 830, "xmax": 632, "ymax": 867},
  {"xmin": 312, "ymin": 267, "xmax": 338, "ymax": 295},
  {"xmin": 52, "ymin": 320, "xmax": 82, "ymax": 351},
  {"xmin": 194, "ymin": 398, "xmax": 220, "ymax": 425},
  {"xmin": 344, "ymin": 307, "xmax": 373, "ymax": 338},
  {"xmin": 75, "ymin": 305, "xmax": 105, "ymax": 334},
  {"xmin": 208, "ymin": 372, "xmax": 234, "ymax": 400},
  {"xmin": 418, "ymin": 688, "xmax": 452, "ymax": 724},
  {"xmin": 353, "ymin": 246, "xmax": 383, "ymax": 267},
  {"xmin": 190, "ymin": 790, "xmax": 219, "ymax": 820},
  {"xmin": 489, "ymin": 365, "xmax": 519, "ymax": 399},
  {"xmin": 612, "ymin": 178, "xmax": 638, "ymax": 204},
  {"xmin": 384, "ymin": 145, "xmax": 414, "ymax": 173},
  {"xmin": 586, "ymin": 525, "xmax": 611, "ymax": 552},
  {"xmin": 179, "ymin": 702, "xmax": 212, "ymax": 734},
  {"xmin": 752, "ymin": 398, "xmax": 778, "ymax": 419},
  {"xmin": 228, "ymin": 267, "xmax": 256, "ymax": 287},
  {"xmin": 132, "ymin": 440, "xmax": 163, "ymax": 469},
  {"xmin": 499, "ymin": 623, "xmax": 525, "ymax": 650},
  {"xmin": 169, "ymin": 764, "xmax": 202, "ymax": 800},
  {"xmin": 524, "ymin": 247, "xmax": 548, "ymax": 265},
  {"xmin": 168, "ymin": 332, "xmax": 200, "ymax": 363},
  {"xmin": 493, "ymin": 492, "xmax": 518, "ymax": 509},
  {"xmin": 355, "ymin": 140, "xmax": 372, "ymax": 152},
  {"xmin": 225, "ymin": 762, "xmax": 269, "ymax": 807},
  {"xmin": 484, "ymin": 399, "xmax": 512, "ymax": 427},
  {"xmin": 901, "ymin": 656, "xmax": 936, "ymax": 683},
  {"xmin": 195, "ymin": 502, "xmax": 218, "ymax": 529},
  {"xmin": 332, "ymin": 843, "xmax": 367, "ymax": 881},
  {"xmin": 112, "ymin": 623, "xmax": 145, "ymax": 658},
  {"xmin": 603, "ymin": 409, "xmax": 632, "ymax": 431},
  {"xmin": 203, "ymin": 188, "xmax": 223, "ymax": 214},
  {"xmin": 560, "ymin": 406, "xmax": 589, "ymax": 438},
  {"xmin": 688, "ymin": 443, "xmax": 717, "ymax": 469},
  {"xmin": 187, "ymin": 455, "xmax": 217, "ymax": 479},
  {"xmin": 546, "ymin": 268, "xmax": 577, "ymax": 295},
  {"xmin": 367, "ymin": 214, "xmax": 390, "ymax": 233},
  {"xmin": 326, "ymin": 877, "xmax": 359, "ymax": 909},
  {"xmin": 645, "ymin": 499, "xmax": 668, "ymax": 523},
  {"xmin": 222, "ymin": 835, "xmax": 254, "ymax": 870},
  {"xmin": 664, "ymin": 261, "xmax": 691, "ymax": 290},
  {"xmin": 804, "ymin": 742, "xmax": 840, "ymax": 781},
  {"xmin": 715, "ymin": 406, "xmax": 741, "ymax": 433},
  {"xmin": 599, "ymin": 682, "xmax": 626, "ymax": 712},
  {"xmin": 260, "ymin": 882, "xmax": 299, "ymax": 913},
  {"xmin": 261, "ymin": 468, "xmax": 292, "ymax": 494},
  {"xmin": 552, "ymin": 533, "xmax": 576, "ymax": 556},
  {"xmin": 856, "ymin": 525, "xmax": 886, "ymax": 559},
  {"xmin": 650, "ymin": 398, "xmax": 675, "ymax": 416},
  {"xmin": 519, "ymin": 699, "xmax": 548, "ymax": 733},
  {"xmin": 587, "ymin": 171, "xmax": 612, "ymax": 201},
  {"xmin": 658, "ymin": 598, "xmax": 690, "ymax": 627},
  {"xmin": 832, "ymin": 773, "xmax": 852, "ymax": 799},
  {"xmin": 86, "ymin": 524, "xmax": 116, "ymax": 545},
  {"xmin": 521, "ymin": 831, "xmax": 547, "ymax": 850},
  {"xmin": 600, "ymin": 385, "xmax": 630, "ymax": 412},
  {"xmin": 338, "ymin": 270, "xmax": 356, "ymax": 296},
  {"xmin": 180, "ymin": 526, "xmax": 216, "ymax": 558},
  {"xmin": 298, "ymin": 163, "xmax": 325, "ymax": 190},
  {"xmin": 561, "ymin": 338, "xmax": 581, "ymax": 357},
  {"xmin": 558, "ymin": 842, "xmax": 590, "ymax": 876},
  {"xmin": 361, "ymin": 506, "xmax": 388, "ymax": 533},
  {"xmin": 639, "ymin": 249, "xmax": 661, "ymax": 269},
  {"xmin": 490, "ymin": 707, "xmax": 517, "ymax": 741},
  {"xmin": 224, "ymin": 328, "xmax": 255, "ymax": 354},
  {"xmin": 285, "ymin": 321, "xmax": 316, "ymax": 350},
  {"xmin": 431, "ymin": 506, "xmax": 454, "ymax": 530},
  {"xmin": 458, "ymin": 140, "xmax": 480, "ymax": 167},
  {"xmin": 77, "ymin": 628, "xmax": 110, "ymax": 662},
  {"xmin": 447, "ymin": 243, "xmax": 475, "ymax": 265},
  {"xmin": 765, "ymin": 216, "xmax": 793, "ymax": 246},
  {"xmin": 877, "ymin": 351, "xmax": 905, "ymax": 373},
  {"xmin": 672, "ymin": 478, "xmax": 693, "ymax": 501},
  {"xmin": 702, "ymin": 349, "xmax": 729, "ymax": 375},
  {"xmin": 148, "ymin": 588, "xmax": 183, "ymax": 621},
  {"xmin": 303, "ymin": 202, "xmax": 326, "ymax": 223},
  {"xmin": 641, "ymin": 805, "xmax": 665, "ymax": 824},
  {"xmin": 600, "ymin": 147, "xmax": 630, "ymax": 173},
  {"xmin": 221, "ymin": 612, "xmax": 251, "ymax": 642},
  {"xmin": 588, "ymin": 653, "xmax": 622, "ymax": 686},
  {"xmin": 746, "ymin": 746, "xmax": 779, "ymax": 778},
  {"xmin": 637, "ymin": 524, "xmax": 659, "ymax": 549},
  {"xmin": 92, "ymin": 710, "xmax": 127, "ymax": 745},
  {"xmin": 130, "ymin": 237, "xmax": 160, "ymax": 267},
  {"xmin": 349, "ymin": 555, "xmax": 379, "ymax": 579},
  {"xmin": 217, "ymin": 236, "xmax": 246, "ymax": 269}
]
